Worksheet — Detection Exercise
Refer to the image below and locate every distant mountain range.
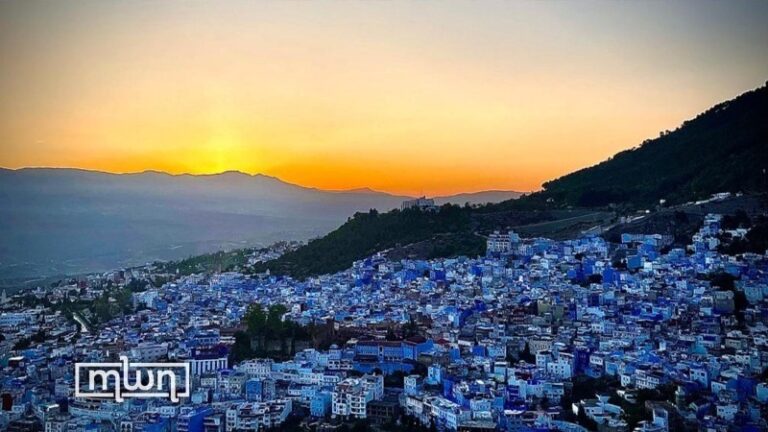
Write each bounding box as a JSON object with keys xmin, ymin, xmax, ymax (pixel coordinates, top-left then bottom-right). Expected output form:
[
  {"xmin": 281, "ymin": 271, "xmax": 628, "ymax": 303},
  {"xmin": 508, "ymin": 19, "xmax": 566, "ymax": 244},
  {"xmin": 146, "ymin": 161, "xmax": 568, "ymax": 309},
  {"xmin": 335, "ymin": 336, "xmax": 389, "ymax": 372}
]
[
  {"xmin": 0, "ymin": 168, "xmax": 520, "ymax": 281},
  {"xmin": 5, "ymin": 82, "xmax": 766, "ymax": 283}
]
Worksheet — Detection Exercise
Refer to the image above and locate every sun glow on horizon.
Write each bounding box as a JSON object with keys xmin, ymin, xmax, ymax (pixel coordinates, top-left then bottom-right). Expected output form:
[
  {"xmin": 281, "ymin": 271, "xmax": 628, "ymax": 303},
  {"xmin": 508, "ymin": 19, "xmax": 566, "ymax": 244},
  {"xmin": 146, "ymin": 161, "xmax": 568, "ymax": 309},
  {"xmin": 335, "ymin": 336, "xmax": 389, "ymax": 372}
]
[{"xmin": 1, "ymin": 1, "xmax": 767, "ymax": 196}]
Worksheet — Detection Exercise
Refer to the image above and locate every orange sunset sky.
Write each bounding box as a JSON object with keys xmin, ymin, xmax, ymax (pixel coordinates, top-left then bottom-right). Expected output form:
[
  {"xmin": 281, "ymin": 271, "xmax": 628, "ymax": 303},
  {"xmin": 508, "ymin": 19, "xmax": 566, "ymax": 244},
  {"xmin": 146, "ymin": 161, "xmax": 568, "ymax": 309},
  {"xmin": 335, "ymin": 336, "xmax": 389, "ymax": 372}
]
[{"xmin": 1, "ymin": 1, "xmax": 767, "ymax": 196}]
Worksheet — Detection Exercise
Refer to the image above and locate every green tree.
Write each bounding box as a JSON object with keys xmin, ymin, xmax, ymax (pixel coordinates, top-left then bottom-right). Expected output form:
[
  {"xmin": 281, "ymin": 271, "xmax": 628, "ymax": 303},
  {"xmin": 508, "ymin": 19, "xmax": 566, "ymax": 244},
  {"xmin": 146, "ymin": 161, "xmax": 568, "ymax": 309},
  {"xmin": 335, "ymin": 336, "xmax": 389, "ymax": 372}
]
[
  {"xmin": 245, "ymin": 304, "xmax": 267, "ymax": 336},
  {"xmin": 267, "ymin": 304, "xmax": 287, "ymax": 333},
  {"xmin": 13, "ymin": 337, "xmax": 31, "ymax": 350},
  {"xmin": 230, "ymin": 331, "xmax": 254, "ymax": 363}
]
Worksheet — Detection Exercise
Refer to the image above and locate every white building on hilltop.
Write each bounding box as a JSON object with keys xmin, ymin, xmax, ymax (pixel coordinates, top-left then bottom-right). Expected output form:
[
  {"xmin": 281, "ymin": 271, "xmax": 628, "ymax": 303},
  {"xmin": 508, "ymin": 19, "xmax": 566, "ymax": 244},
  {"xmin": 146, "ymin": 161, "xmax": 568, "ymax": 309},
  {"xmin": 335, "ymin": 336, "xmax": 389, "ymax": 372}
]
[
  {"xmin": 401, "ymin": 197, "xmax": 437, "ymax": 211},
  {"xmin": 487, "ymin": 231, "xmax": 521, "ymax": 254}
]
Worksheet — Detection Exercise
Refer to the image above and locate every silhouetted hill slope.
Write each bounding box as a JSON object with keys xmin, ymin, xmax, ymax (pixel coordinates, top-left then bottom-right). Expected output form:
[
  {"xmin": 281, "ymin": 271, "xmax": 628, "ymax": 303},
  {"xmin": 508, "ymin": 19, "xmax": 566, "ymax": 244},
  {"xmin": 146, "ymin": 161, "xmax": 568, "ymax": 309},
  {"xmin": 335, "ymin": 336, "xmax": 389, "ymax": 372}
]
[
  {"xmin": 253, "ymin": 205, "xmax": 597, "ymax": 278},
  {"xmin": 254, "ymin": 206, "xmax": 480, "ymax": 278},
  {"xmin": 257, "ymin": 83, "xmax": 768, "ymax": 278},
  {"xmin": 539, "ymin": 84, "xmax": 768, "ymax": 207},
  {"xmin": 433, "ymin": 190, "xmax": 523, "ymax": 206}
]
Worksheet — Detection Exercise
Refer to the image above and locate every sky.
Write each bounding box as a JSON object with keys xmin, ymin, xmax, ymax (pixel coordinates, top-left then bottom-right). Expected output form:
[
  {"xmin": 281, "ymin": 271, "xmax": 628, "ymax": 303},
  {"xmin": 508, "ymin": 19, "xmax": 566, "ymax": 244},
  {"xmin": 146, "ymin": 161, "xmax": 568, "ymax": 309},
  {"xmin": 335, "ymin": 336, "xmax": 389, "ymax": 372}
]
[{"xmin": 1, "ymin": 1, "xmax": 767, "ymax": 196}]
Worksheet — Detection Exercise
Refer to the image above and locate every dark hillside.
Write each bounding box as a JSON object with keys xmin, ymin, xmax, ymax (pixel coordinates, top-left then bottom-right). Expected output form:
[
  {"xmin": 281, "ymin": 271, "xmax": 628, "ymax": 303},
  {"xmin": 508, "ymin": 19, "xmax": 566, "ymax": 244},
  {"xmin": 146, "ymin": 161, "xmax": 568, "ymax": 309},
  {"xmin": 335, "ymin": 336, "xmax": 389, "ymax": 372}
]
[
  {"xmin": 256, "ymin": 84, "xmax": 768, "ymax": 278},
  {"xmin": 540, "ymin": 84, "xmax": 768, "ymax": 207},
  {"xmin": 603, "ymin": 194, "xmax": 767, "ymax": 246},
  {"xmin": 255, "ymin": 206, "xmax": 609, "ymax": 278},
  {"xmin": 254, "ymin": 206, "xmax": 475, "ymax": 278}
]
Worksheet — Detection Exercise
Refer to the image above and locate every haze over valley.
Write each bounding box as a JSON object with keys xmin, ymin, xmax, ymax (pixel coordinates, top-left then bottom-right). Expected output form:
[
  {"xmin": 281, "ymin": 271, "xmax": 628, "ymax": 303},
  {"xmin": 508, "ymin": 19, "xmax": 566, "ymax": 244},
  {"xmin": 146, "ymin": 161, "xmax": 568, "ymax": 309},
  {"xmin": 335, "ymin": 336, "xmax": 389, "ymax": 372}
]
[{"xmin": 0, "ymin": 168, "xmax": 520, "ymax": 282}]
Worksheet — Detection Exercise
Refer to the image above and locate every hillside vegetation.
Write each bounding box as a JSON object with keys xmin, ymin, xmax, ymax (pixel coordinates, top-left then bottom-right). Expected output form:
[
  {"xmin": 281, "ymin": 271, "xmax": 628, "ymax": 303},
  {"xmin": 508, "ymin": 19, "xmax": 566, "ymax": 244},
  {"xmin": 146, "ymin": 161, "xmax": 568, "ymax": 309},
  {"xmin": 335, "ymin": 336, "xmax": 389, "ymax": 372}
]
[
  {"xmin": 539, "ymin": 84, "xmax": 768, "ymax": 207},
  {"xmin": 254, "ymin": 206, "xmax": 609, "ymax": 278},
  {"xmin": 256, "ymin": 83, "xmax": 768, "ymax": 278},
  {"xmin": 253, "ymin": 206, "xmax": 476, "ymax": 278}
]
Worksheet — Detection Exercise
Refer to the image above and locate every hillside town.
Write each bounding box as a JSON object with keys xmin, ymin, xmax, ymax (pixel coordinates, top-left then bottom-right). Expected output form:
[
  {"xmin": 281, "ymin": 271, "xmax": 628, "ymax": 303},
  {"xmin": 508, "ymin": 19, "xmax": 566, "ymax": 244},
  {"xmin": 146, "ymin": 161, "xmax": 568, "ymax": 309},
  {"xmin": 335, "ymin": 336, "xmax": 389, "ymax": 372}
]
[
  {"xmin": 1, "ymin": 212, "xmax": 767, "ymax": 432},
  {"xmin": 3, "ymin": 0, "xmax": 768, "ymax": 431}
]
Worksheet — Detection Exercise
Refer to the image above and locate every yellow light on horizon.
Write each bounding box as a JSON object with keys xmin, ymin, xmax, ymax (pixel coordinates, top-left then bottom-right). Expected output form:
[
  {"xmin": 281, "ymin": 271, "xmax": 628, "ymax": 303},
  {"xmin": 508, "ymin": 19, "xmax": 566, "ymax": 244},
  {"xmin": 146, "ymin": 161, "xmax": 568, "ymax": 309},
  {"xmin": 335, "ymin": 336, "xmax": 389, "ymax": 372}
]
[{"xmin": 1, "ymin": 1, "xmax": 766, "ymax": 195}]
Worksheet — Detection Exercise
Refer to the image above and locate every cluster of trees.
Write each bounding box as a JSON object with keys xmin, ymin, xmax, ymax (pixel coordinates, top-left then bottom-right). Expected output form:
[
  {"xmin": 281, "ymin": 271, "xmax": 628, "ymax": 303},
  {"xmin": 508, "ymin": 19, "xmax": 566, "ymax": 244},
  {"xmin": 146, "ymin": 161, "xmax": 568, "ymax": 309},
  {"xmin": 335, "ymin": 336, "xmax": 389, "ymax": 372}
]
[
  {"xmin": 12, "ymin": 329, "xmax": 46, "ymax": 350},
  {"xmin": 507, "ymin": 344, "xmax": 536, "ymax": 363},
  {"xmin": 721, "ymin": 210, "xmax": 752, "ymax": 230},
  {"xmin": 423, "ymin": 232, "xmax": 485, "ymax": 260},
  {"xmin": 90, "ymin": 287, "xmax": 133, "ymax": 324},
  {"xmin": 617, "ymin": 385, "xmax": 678, "ymax": 430},
  {"xmin": 719, "ymin": 215, "xmax": 768, "ymax": 256},
  {"xmin": 230, "ymin": 303, "xmax": 311, "ymax": 362},
  {"xmin": 158, "ymin": 248, "xmax": 256, "ymax": 276},
  {"xmin": 18, "ymin": 294, "xmax": 53, "ymax": 308},
  {"xmin": 703, "ymin": 272, "xmax": 749, "ymax": 324},
  {"xmin": 253, "ymin": 205, "xmax": 478, "ymax": 278},
  {"xmin": 124, "ymin": 278, "xmax": 149, "ymax": 292},
  {"xmin": 560, "ymin": 376, "xmax": 677, "ymax": 430},
  {"xmin": 62, "ymin": 277, "xmax": 156, "ymax": 325},
  {"xmin": 557, "ymin": 376, "xmax": 618, "ymax": 429},
  {"xmin": 15, "ymin": 277, "xmax": 153, "ymax": 328},
  {"xmin": 383, "ymin": 317, "xmax": 421, "ymax": 341}
]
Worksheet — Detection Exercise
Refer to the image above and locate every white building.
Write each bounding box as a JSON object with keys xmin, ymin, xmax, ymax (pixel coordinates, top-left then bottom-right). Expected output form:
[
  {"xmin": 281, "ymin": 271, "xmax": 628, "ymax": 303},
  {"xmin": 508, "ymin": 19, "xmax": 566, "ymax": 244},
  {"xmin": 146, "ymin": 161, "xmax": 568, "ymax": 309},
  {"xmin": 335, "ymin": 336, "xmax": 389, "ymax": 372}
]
[
  {"xmin": 238, "ymin": 359, "xmax": 274, "ymax": 377},
  {"xmin": 401, "ymin": 197, "xmax": 437, "ymax": 211},
  {"xmin": 186, "ymin": 355, "xmax": 228, "ymax": 376},
  {"xmin": 0, "ymin": 311, "xmax": 37, "ymax": 329},
  {"xmin": 129, "ymin": 343, "xmax": 168, "ymax": 362},
  {"xmin": 486, "ymin": 231, "xmax": 521, "ymax": 254},
  {"xmin": 331, "ymin": 375, "xmax": 383, "ymax": 419},
  {"xmin": 225, "ymin": 400, "xmax": 292, "ymax": 432}
]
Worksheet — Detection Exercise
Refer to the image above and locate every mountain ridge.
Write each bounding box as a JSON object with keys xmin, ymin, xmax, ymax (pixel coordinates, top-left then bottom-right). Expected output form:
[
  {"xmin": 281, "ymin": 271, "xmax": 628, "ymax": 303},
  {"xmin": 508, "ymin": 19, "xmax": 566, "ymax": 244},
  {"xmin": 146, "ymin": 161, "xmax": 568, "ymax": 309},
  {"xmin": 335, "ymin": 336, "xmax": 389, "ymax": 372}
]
[
  {"xmin": 0, "ymin": 167, "xmax": 520, "ymax": 281},
  {"xmin": 0, "ymin": 167, "xmax": 524, "ymax": 201}
]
